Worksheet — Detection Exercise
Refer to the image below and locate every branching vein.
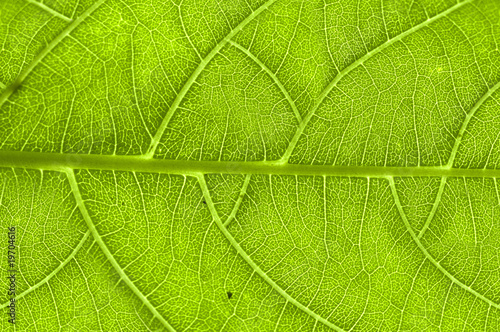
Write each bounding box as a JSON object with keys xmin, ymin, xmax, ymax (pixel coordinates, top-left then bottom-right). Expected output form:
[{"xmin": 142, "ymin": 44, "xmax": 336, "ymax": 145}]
[
  {"xmin": 145, "ymin": 0, "xmax": 279, "ymax": 158},
  {"xmin": 388, "ymin": 176, "xmax": 500, "ymax": 310},
  {"xmin": 0, "ymin": 0, "xmax": 106, "ymax": 108},
  {"xmin": 25, "ymin": 0, "xmax": 72, "ymax": 22},
  {"xmin": 279, "ymin": 0, "xmax": 473, "ymax": 163},
  {"xmin": 66, "ymin": 169, "xmax": 177, "ymax": 332},
  {"xmin": 197, "ymin": 173, "xmax": 346, "ymax": 332}
]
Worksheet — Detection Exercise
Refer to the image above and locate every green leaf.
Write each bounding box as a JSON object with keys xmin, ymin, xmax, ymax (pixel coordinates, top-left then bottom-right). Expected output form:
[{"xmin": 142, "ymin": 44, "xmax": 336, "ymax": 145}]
[{"xmin": 1, "ymin": 0, "xmax": 500, "ymax": 330}]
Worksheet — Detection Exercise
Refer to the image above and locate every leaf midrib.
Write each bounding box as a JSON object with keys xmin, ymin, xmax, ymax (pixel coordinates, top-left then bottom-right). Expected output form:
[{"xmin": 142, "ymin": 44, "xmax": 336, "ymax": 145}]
[
  {"xmin": 1, "ymin": 150, "xmax": 499, "ymax": 178},
  {"xmin": 3, "ymin": 0, "xmax": 498, "ymax": 330}
]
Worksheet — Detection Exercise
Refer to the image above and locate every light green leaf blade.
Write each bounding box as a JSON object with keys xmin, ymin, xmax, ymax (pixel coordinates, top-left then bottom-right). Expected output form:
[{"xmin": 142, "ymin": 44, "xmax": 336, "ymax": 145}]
[{"xmin": 1, "ymin": 0, "xmax": 500, "ymax": 331}]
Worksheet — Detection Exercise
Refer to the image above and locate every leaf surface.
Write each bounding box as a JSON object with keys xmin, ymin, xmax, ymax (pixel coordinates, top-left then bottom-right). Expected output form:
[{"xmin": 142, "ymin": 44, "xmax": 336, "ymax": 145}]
[{"xmin": 1, "ymin": 0, "xmax": 500, "ymax": 330}]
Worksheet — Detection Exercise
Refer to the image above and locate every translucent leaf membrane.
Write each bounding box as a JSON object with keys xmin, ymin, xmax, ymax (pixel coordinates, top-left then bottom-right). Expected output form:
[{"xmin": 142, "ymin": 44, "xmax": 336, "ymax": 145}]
[
  {"xmin": 229, "ymin": 175, "xmax": 500, "ymax": 330},
  {"xmin": 0, "ymin": 0, "xmax": 68, "ymax": 87},
  {"xmin": 155, "ymin": 44, "xmax": 299, "ymax": 161},
  {"xmin": 0, "ymin": 168, "xmax": 156, "ymax": 331},
  {"xmin": 1, "ymin": 0, "xmax": 500, "ymax": 330},
  {"xmin": 206, "ymin": 174, "xmax": 247, "ymax": 222},
  {"xmin": 0, "ymin": 168, "xmax": 87, "ymax": 302},
  {"xmin": 455, "ymin": 89, "xmax": 500, "ymax": 169},
  {"xmin": 421, "ymin": 177, "xmax": 500, "ymax": 303},
  {"xmin": 289, "ymin": 1, "xmax": 500, "ymax": 167},
  {"xmin": 75, "ymin": 170, "xmax": 321, "ymax": 331},
  {"xmin": 8, "ymin": 237, "xmax": 165, "ymax": 331},
  {"xmin": 393, "ymin": 177, "xmax": 443, "ymax": 233}
]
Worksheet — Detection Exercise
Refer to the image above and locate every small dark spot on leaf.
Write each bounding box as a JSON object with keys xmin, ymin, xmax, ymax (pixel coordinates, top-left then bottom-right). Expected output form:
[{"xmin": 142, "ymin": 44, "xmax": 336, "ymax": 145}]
[
  {"xmin": 227, "ymin": 291, "xmax": 232, "ymax": 299},
  {"xmin": 202, "ymin": 200, "xmax": 206, "ymax": 204},
  {"xmin": 8, "ymin": 80, "xmax": 22, "ymax": 94}
]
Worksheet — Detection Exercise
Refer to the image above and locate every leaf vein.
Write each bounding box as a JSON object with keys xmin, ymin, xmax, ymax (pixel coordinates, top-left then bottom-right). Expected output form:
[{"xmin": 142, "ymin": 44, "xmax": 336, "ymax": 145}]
[
  {"xmin": 417, "ymin": 176, "xmax": 447, "ymax": 239},
  {"xmin": 3, "ymin": 150, "xmax": 500, "ymax": 178},
  {"xmin": 228, "ymin": 40, "xmax": 302, "ymax": 122},
  {"xmin": 446, "ymin": 79, "xmax": 500, "ymax": 168},
  {"xmin": 279, "ymin": 0, "xmax": 474, "ymax": 163},
  {"xmin": 0, "ymin": 229, "xmax": 90, "ymax": 309},
  {"xmin": 145, "ymin": 0, "xmax": 280, "ymax": 158},
  {"xmin": 0, "ymin": 0, "xmax": 106, "ymax": 109},
  {"xmin": 66, "ymin": 169, "xmax": 177, "ymax": 332},
  {"xmin": 25, "ymin": 0, "xmax": 72, "ymax": 22},
  {"xmin": 224, "ymin": 174, "xmax": 252, "ymax": 227},
  {"xmin": 388, "ymin": 176, "xmax": 500, "ymax": 311},
  {"xmin": 198, "ymin": 174, "xmax": 346, "ymax": 332}
]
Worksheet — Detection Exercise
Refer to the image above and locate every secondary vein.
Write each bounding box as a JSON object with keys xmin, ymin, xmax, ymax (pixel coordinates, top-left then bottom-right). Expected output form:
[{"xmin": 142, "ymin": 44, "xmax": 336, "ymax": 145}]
[
  {"xmin": 388, "ymin": 176, "xmax": 500, "ymax": 310},
  {"xmin": 224, "ymin": 174, "xmax": 252, "ymax": 227},
  {"xmin": 278, "ymin": 0, "xmax": 474, "ymax": 163},
  {"xmin": 417, "ymin": 176, "xmax": 447, "ymax": 239},
  {"xmin": 0, "ymin": 230, "xmax": 90, "ymax": 309},
  {"xmin": 25, "ymin": 0, "xmax": 72, "ymax": 22},
  {"xmin": 66, "ymin": 169, "xmax": 177, "ymax": 332},
  {"xmin": 0, "ymin": 0, "xmax": 106, "ymax": 108},
  {"xmin": 446, "ymin": 78, "xmax": 500, "ymax": 168},
  {"xmin": 197, "ymin": 174, "xmax": 346, "ymax": 332},
  {"xmin": 144, "ymin": 0, "xmax": 280, "ymax": 158},
  {"xmin": 228, "ymin": 40, "xmax": 302, "ymax": 123}
]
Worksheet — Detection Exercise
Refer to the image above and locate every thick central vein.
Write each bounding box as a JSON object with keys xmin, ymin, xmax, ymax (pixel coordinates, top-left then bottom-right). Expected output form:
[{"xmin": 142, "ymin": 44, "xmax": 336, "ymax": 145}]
[{"xmin": 1, "ymin": 151, "xmax": 499, "ymax": 178}]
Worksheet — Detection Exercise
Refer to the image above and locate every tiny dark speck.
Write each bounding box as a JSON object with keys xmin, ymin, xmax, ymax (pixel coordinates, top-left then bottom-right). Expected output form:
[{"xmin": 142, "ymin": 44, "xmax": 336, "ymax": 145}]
[
  {"xmin": 202, "ymin": 200, "xmax": 207, "ymax": 205},
  {"xmin": 227, "ymin": 291, "xmax": 232, "ymax": 299}
]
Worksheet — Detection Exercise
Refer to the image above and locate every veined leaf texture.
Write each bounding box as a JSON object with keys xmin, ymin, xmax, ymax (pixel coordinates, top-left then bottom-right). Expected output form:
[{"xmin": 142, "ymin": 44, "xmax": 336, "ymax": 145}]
[{"xmin": 1, "ymin": 0, "xmax": 500, "ymax": 330}]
